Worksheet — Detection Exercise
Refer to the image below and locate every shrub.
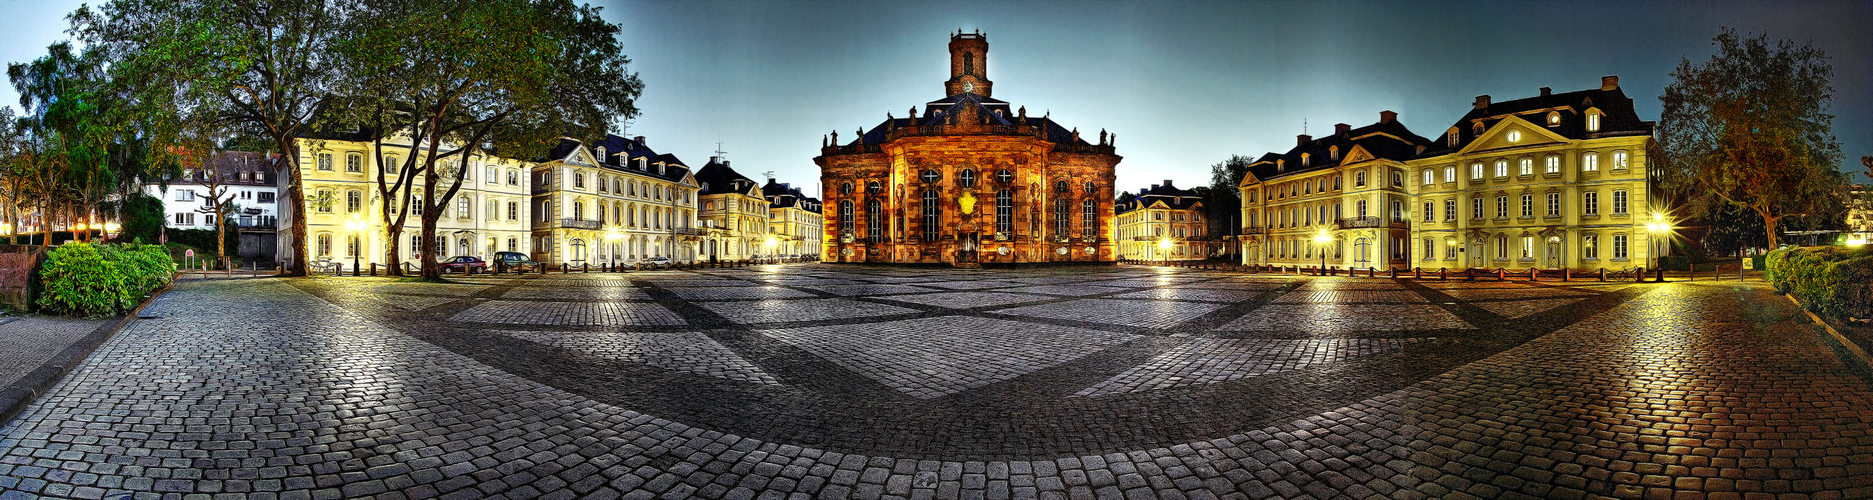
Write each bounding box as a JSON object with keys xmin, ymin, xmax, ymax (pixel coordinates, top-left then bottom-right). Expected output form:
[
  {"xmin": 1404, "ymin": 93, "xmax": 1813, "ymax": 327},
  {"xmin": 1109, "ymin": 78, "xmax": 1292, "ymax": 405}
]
[
  {"xmin": 1766, "ymin": 246, "xmax": 1873, "ymax": 319},
  {"xmin": 36, "ymin": 242, "xmax": 177, "ymax": 317}
]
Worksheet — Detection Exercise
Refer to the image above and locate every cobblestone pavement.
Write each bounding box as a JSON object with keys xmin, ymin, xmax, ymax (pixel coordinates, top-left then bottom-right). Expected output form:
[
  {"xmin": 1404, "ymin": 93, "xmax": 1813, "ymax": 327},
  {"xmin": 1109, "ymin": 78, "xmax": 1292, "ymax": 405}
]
[
  {"xmin": 3, "ymin": 265, "xmax": 1872, "ymax": 499},
  {"xmin": 0, "ymin": 317, "xmax": 108, "ymax": 390}
]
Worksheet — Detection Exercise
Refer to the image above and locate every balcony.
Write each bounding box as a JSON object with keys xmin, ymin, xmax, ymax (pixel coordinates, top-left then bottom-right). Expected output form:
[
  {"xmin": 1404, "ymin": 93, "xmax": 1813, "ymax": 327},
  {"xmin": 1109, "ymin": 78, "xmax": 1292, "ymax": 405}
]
[
  {"xmin": 1337, "ymin": 216, "xmax": 1410, "ymax": 230},
  {"xmin": 671, "ymin": 227, "xmax": 706, "ymax": 236},
  {"xmin": 533, "ymin": 218, "xmax": 601, "ymax": 230},
  {"xmin": 1240, "ymin": 226, "xmax": 1267, "ymax": 235}
]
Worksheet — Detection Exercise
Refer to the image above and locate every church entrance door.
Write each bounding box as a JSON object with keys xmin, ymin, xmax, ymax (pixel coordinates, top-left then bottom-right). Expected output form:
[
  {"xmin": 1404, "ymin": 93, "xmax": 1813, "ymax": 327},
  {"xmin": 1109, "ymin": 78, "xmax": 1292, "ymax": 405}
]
[{"xmin": 958, "ymin": 233, "xmax": 980, "ymax": 266}]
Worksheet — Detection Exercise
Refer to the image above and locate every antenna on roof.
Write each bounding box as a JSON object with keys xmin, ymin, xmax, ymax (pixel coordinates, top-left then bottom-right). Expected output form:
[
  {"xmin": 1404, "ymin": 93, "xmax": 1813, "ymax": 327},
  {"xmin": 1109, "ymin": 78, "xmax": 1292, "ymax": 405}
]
[
  {"xmin": 620, "ymin": 117, "xmax": 634, "ymax": 136},
  {"xmin": 713, "ymin": 142, "xmax": 727, "ymax": 161},
  {"xmin": 763, "ymin": 171, "xmax": 776, "ymax": 182},
  {"xmin": 1303, "ymin": 118, "xmax": 1308, "ymax": 136}
]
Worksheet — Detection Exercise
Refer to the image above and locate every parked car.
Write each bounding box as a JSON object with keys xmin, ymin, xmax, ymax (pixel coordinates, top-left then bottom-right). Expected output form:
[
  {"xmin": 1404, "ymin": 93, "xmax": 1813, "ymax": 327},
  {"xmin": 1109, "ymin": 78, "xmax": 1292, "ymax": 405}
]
[
  {"xmin": 639, "ymin": 257, "xmax": 673, "ymax": 270},
  {"xmin": 492, "ymin": 251, "xmax": 541, "ymax": 272},
  {"xmin": 438, "ymin": 256, "xmax": 488, "ymax": 274}
]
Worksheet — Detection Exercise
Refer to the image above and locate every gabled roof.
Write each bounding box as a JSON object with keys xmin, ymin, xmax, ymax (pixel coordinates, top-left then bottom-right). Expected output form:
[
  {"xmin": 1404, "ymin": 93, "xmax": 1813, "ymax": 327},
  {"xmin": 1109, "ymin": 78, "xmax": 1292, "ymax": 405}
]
[
  {"xmin": 1419, "ymin": 79, "xmax": 1654, "ymax": 157},
  {"xmin": 1243, "ymin": 116, "xmax": 1432, "ymax": 183}
]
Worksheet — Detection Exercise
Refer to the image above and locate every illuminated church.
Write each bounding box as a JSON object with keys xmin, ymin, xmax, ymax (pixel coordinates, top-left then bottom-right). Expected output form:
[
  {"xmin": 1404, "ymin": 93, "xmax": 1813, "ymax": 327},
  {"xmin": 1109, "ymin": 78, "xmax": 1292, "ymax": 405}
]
[{"xmin": 816, "ymin": 31, "xmax": 1121, "ymax": 266}]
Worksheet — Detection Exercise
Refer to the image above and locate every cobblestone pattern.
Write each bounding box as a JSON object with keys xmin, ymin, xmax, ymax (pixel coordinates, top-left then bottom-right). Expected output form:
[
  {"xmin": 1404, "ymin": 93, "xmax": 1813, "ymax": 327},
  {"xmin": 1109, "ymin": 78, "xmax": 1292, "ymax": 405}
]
[
  {"xmin": 0, "ymin": 317, "xmax": 106, "ymax": 390},
  {"xmin": 994, "ymin": 298, "xmax": 1227, "ymax": 329},
  {"xmin": 1474, "ymin": 298, "xmax": 1586, "ymax": 319},
  {"xmin": 1109, "ymin": 287, "xmax": 1270, "ymax": 303},
  {"xmin": 793, "ymin": 284, "xmax": 935, "ymax": 296},
  {"xmin": 698, "ymin": 298, "xmax": 918, "ymax": 325},
  {"xmin": 758, "ymin": 316, "xmax": 1138, "ymax": 399},
  {"xmin": 4, "ymin": 270, "xmax": 1870, "ymax": 498},
  {"xmin": 1274, "ymin": 290, "xmax": 1429, "ymax": 303},
  {"xmin": 494, "ymin": 330, "xmax": 779, "ymax": 385},
  {"xmin": 499, "ymin": 286, "xmax": 654, "ymax": 301},
  {"xmin": 1220, "ymin": 303, "xmax": 1474, "ymax": 333},
  {"xmin": 871, "ymin": 291, "xmax": 1056, "ymax": 309},
  {"xmin": 662, "ymin": 286, "xmax": 819, "ymax": 301},
  {"xmin": 450, "ymin": 300, "xmax": 686, "ymax": 326},
  {"xmin": 997, "ymin": 285, "xmax": 1131, "ymax": 297},
  {"xmin": 1075, "ymin": 337, "xmax": 1432, "ymax": 397}
]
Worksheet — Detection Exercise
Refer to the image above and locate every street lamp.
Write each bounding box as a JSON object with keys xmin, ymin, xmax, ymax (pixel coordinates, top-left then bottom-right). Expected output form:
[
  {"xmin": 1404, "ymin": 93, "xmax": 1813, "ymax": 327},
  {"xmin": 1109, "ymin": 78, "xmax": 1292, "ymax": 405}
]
[
  {"xmin": 1157, "ymin": 237, "xmax": 1172, "ymax": 265},
  {"xmin": 1643, "ymin": 212, "xmax": 1672, "ymax": 273},
  {"xmin": 1313, "ymin": 230, "xmax": 1331, "ymax": 274},
  {"xmin": 344, "ymin": 214, "xmax": 367, "ymax": 276},
  {"xmin": 605, "ymin": 227, "xmax": 623, "ymax": 270}
]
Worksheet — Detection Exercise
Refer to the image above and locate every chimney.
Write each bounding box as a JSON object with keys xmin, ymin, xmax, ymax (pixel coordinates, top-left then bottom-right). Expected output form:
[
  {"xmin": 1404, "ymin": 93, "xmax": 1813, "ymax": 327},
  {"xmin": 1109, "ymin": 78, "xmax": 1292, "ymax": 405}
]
[
  {"xmin": 1600, "ymin": 75, "xmax": 1619, "ymax": 90},
  {"xmin": 1333, "ymin": 123, "xmax": 1351, "ymax": 136},
  {"xmin": 1539, "ymin": 87, "xmax": 1552, "ymax": 96},
  {"xmin": 709, "ymin": 155, "xmax": 719, "ymax": 163},
  {"xmin": 1296, "ymin": 134, "xmax": 1312, "ymax": 146},
  {"xmin": 633, "ymin": 135, "xmax": 645, "ymax": 146},
  {"xmin": 1379, "ymin": 110, "xmax": 1397, "ymax": 124},
  {"xmin": 1473, "ymin": 95, "xmax": 1491, "ymax": 109},
  {"xmin": 1162, "ymin": 179, "xmax": 1174, "ymax": 188}
]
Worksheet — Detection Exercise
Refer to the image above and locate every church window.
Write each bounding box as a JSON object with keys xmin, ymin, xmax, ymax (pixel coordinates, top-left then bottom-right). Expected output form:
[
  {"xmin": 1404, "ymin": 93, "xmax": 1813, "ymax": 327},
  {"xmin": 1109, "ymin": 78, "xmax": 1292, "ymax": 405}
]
[
  {"xmin": 996, "ymin": 190, "xmax": 1013, "ymax": 235},
  {"xmin": 1054, "ymin": 199, "xmax": 1070, "ymax": 237},
  {"xmin": 995, "ymin": 169, "xmax": 1012, "ymax": 183},
  {"xmin": 840, "ymin": 182, "xmax": 852, "ymax": 195},
  {"xmin": 958, "ymin": 169, "xmax": 976, "ymax": 188},
  {"xmin": 866, "ymin": 199, "xmax": 882, "ymax": 242},
  {"xmin": 1082, "ymin": 200, "xmax": 1096, "ymax": 239},
  {"xmin": 920, "ymin": 170, "xmax": 939, "ymax": 183},
  {"xmin": 1084, "ymin": 181, "xmax": 1095, "ymax": 194},
  {"xmin": 921, "ymin": 190, "xmax": 939, "ymax": 240},
  {"xmin": 1055, "ymin": 180, "xmax": 1069, "ymax": 193},
  {"xmin": 867, "ymin": 180, "xmax": 881, "ymax": 194},
  {"xmin": 963, "ymin": 51, "xmax": 974, "ymax": 75},
  {"xmin": 839, "ymin": 200, "xmax": 854, "ymax": 236}
]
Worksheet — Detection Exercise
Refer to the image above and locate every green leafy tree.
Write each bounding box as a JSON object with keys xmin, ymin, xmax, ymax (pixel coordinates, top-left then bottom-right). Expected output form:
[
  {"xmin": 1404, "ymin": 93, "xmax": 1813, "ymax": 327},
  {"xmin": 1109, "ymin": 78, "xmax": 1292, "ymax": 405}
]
[
  {"xmin": 72, "ymin": 0, "xmax": 353, "ymax": 276},
  {"xmin": 336, "ymin": 0, "xmax": 642, "ymax": 280},
  {"xmin": 1204, "ymin": 155, "xmax": 1253, "ymax": 259},
  {"xmin": 1659, "ymin": 27, "xmax": 1846, "ymax": 248}
]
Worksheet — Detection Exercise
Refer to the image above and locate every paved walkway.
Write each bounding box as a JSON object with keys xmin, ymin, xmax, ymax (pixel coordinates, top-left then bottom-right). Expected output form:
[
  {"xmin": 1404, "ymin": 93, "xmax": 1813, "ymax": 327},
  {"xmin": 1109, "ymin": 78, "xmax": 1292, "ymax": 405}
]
[{"xmin": 1, "ymin": 266, "xmax": 1870, "ymax": 499}]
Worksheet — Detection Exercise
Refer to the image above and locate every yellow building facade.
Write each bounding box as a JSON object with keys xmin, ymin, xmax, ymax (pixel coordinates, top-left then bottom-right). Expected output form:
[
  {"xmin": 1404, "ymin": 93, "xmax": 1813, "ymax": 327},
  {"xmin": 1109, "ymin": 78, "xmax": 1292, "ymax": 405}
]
[
  {"xmin": 1237, "ymin": 111, "xmax": 1425, "ymax": 270},
  {"xmin": 764, "ymin": 179, "xmax": 824, "ymax": 259},
  {"xmin": 696, "ymin": 158, "xmax": 773, "ymax": 262},
  {"xmin": 1239, "ymin": 77, "xmax": 1660, "ymax": 271},
  {"xmin": 530, "ymin": 135, "xmax": 702, "ymax": 266},
  {"xmin": 1115, "ymin": 180, "xmax": 1208, "ymax": 261},
  {"xmin": 292, "ymin": 134, "xmax": 533, "ymax": 270}
]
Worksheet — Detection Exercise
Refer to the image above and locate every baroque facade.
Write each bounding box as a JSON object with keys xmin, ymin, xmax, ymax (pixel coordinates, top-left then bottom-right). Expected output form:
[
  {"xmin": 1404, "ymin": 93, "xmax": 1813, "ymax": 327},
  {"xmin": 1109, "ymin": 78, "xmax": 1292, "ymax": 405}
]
[
  {"xmin": 288, "ymin": 133, "xmax": 533, "ymax": 269},
  {"xmin": 763, "ymin": 179, "xmax": 823, "ymax": 259},
  {"xmin": 532, "ymin": 135, "xmax": 701, "ymax": 266},
  {"xmin": 696, "ymin": 158, "xmax": 771, "ymax": 262},
  {"xmin": 1239, "ymin": 77, "xmax": 1659, "ymax": 271},
  {"xmin": 817, "ymin": 31, "xmax": 1121, "ymax": 266},
  {"xmin": 1115, "ymin": 180, "xmax": 1207, "ymax": 261}
]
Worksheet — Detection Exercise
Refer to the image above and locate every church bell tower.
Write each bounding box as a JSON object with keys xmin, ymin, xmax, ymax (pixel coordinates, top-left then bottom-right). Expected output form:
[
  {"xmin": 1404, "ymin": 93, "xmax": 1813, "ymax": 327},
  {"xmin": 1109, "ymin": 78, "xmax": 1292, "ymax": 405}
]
[{"xmin": 944, "ymin": 30, "xmax": 992, "ymax": 97}]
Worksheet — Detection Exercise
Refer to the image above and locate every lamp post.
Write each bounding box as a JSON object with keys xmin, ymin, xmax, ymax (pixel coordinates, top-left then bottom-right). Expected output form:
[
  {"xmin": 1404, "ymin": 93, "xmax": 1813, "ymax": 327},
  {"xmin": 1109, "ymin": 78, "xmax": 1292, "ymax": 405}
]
[
  {"xmin": 605, "ymin": 227, "xmax": 623, "ymax": 270},
  {"xmin": 1313, "ymin": 230, "xmax": 1331, "ymax": 274},
  {"xmin": 765, "ymin": 235, "xmax": 779, "ymax": 264},
  {"xmin": 344, "ymin": 214, "xmax": 367, "ymax": 276},
  {"xmin": 1644, "ymin": 213, "xmax": 1669, "ymax": 271},
  {"xmin": 1157, "ymin": 237, "xmax": 1172, "ymax": 266}
]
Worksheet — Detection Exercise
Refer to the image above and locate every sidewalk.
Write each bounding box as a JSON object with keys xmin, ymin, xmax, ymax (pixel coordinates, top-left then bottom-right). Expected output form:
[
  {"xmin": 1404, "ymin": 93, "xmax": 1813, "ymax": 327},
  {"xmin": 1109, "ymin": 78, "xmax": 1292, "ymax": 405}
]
[{"xmin": 0, "ymin": 315, "xmax": 115, "ymax": 422}]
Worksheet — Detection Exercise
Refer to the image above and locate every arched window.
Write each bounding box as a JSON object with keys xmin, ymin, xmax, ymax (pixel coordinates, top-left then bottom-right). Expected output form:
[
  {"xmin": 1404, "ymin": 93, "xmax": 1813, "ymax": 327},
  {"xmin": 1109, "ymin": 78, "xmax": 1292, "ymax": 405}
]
[
  {"xmin": 958, "ymin": 169, "xmax": 976, "ymax": 188},
  {"xmin": 963, "ymin": 51, "xmax": 974, "ymax": 75},
  {"xmin": 866, "ymin": 199, "xmax": 882, "ymax": 242},
  {"xmin": 921, "ymin": 190, "xmax": 939, "ymax": 240},
  {"xmin": 1082, "ymin": 199, "xmax": 1096, "ymax": 239},
  {"xmin": 995, "ymin": 190, "xmax": 1013, "ymax": 235},
  {"xmin": 839, "ymin": 200, "xmax": 854, "ymax": 236},
  {"xmin": 1054, "ymin": 180, "xmax": 1069, "ymax": 193},
  {"xmin": 840, "ymin": 182, "xmax": 853, "ymax": 195},
  {"xmin": 867, "ymin": 181, "xmax": 881, "ymax": 194}
]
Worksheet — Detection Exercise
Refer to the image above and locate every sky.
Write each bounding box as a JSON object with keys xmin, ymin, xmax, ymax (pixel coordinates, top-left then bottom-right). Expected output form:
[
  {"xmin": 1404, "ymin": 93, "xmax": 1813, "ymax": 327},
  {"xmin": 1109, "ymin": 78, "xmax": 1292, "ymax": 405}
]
[{"xmin": 0, "ymin": 0, "xmax": 1867, "ymax": 198}]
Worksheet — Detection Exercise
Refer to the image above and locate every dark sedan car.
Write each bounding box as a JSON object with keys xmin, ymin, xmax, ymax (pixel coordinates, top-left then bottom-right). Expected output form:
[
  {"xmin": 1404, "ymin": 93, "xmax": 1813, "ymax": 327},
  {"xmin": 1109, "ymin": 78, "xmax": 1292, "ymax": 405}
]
[{"xmin": 438, "ymin": 256, "xmax": 488, "ymax": 273}]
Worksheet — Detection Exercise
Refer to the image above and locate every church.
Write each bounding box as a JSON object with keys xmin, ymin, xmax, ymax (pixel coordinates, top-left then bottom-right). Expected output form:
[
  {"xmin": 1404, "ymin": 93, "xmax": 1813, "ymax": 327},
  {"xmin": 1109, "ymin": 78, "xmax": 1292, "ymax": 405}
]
[{"xmin": 816, "ymin": 31, "xmax": 1121, "ymax": 266}]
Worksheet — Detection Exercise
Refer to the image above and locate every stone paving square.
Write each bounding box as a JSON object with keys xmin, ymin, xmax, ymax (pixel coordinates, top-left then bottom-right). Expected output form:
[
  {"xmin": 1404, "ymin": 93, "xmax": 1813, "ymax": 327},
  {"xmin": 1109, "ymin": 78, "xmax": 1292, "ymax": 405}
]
[
  {"xmin": 1220, "ymin": 303, "xmax": 1474, "ymax": 333},
  {"xmin": 1474, "ymin": 297, "xmax": 1586, "ymax": 318},
  {"xmin": 997, "ymin": 284, "xmax": 1132, "ymax": 297},
  {"xmin": 1273, "ymin": 289, "xmax": 1428, "ymax": 303},
  {"xmin": 994, "ymin": 298, "xmax": 1226, "ymax": 329},
  {"xmin": 494, "ymin": 329, "xmax": 778, "ymax": 384},
  {"xmin": 757, "ymin": 316, "xmax": 1137, "ymax": 398},
  {"xmin": 794, "ymin": 283, "xmax": 936, "ymax": 296},
  {"xmin": 914, "ymin": 280, "xmax": 1012, "ymax": 290},
  {"xmin": 450, "ymin": 299, "xmax": 686, "ymax": 326},
  {"xmin": 873, "ymin": 291, "xmax": 1057, "ymax": 309},
  {"xmin": 1076, "ymin": 337, "xmax": 1430, "ymax": 396},
  {"xmin": 500, "ymin": 286, "xmax": 655, "ymax": 301},
  {"xmin": 699, "ymin": 297, "xmax": 917, "ymax": 324},
  {"xmin": 1437, "ymin": 286, "xmax": 1596, "ymax": 300},
  {"xmin": 662, "ymin": 285, "xmax": 819, "ymax": 301},
  {"xmin": 1108, "ymin": 287, "xmax": 1268, "ymax": 303}
]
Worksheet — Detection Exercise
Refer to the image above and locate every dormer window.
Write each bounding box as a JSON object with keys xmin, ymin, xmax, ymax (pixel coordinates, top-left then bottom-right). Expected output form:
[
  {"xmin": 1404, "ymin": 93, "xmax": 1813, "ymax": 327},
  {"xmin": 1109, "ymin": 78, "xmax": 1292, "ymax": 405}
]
[
  {"xmin": 1301, "ymin": 153, "xmax": 1310, "ymax": 166},
  {"xmin": 1446, "ymin": 129, "xmax": 1459, "ymax": 147},
  {"xmin": 1471, "ymin": 122, "xmax": 1484, "ymax": 136},
  {"xmin": 1276, "ymin": 159, "xmax": 1285, "ymax": 171},
  {"xmin": 1546, "ymin": 111, "xmax": 1561, "ymax": 126},
  {"xmin": 595, "ymin": 146, "xmax": 606, "ymax": 159},
  {"xmin": 636, "ymin": 158, "xmax": 647, "ymax": 170},
  {"xmin": 1586, "ymin": 111, "xmax": 1602, "ymax": 132},
  {"xmin": 1329, "ymin": 146, "xmax": 1339, "ymax": 160}
]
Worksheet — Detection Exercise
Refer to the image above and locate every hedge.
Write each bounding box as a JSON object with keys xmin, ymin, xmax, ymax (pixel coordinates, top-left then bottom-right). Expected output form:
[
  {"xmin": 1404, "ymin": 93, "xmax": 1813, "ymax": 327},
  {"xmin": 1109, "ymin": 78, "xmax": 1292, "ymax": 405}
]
[
  {"xmin": 36, "ymin": 242, "xmax": 176, "ymax": 317},
  {"xmin": 1765, "ymin": 246, "xmax": 1873, "ymax": 320}
]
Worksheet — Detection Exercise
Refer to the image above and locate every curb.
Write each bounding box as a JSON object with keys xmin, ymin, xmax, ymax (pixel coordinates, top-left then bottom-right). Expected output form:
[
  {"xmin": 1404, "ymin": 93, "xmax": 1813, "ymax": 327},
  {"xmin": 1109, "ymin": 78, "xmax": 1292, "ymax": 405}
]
[
  {"xmin": 0, "ymin": 281, "xmax": 175, "ymax": 425},
  {"xmin": 1784, "ymin": 294, "xmax": 1873, "ymax": 370}
]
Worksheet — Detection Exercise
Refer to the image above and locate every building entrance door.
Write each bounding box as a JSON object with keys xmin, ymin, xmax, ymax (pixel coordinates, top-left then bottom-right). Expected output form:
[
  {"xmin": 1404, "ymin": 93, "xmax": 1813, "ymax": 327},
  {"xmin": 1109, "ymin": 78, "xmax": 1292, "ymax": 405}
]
[{"xmin": 958, "ymin": 233, "xmax": 979, "ymax": 265}]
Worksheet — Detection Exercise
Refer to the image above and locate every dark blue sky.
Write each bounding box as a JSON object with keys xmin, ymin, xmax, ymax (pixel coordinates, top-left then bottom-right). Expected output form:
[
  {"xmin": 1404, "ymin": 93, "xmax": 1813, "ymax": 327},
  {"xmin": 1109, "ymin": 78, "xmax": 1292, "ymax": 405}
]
[
  {"xmin": 1, "ymin": 1, "xmax": 1867, "ymax": 197},
  {"xmin": 602, "ymin": 0, "xmax": 1872, "ymax": 197}
]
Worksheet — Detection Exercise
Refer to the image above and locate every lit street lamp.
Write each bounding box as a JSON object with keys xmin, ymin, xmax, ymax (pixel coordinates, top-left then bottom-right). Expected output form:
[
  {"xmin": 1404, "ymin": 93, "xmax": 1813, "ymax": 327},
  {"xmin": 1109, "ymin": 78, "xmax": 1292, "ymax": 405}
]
[
  {"xmin": 1313, "ymin": 230, "xmax": 1331, "ymax": 274},
  {"xmin": 344, "ymin": 214, "xmax": 367, "ymax": 276},
  {"xmin": 605, "ymin": 227, "xmax": 623, "ymax": 270},
  {"xmin": 1643, "ymin": 213, "xmax": 1671, "ymax": 272},
  {"xmin": 1157, "ymin": 237, "xmax": 1172, "ymax": 265}
]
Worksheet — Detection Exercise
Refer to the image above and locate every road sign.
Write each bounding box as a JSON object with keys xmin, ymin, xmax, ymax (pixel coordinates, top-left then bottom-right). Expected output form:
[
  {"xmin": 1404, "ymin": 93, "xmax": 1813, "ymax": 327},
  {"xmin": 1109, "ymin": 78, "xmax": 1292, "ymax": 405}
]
[{"xmin": 186, "ymin": 249, "xmax": 195, "ymax": 258}]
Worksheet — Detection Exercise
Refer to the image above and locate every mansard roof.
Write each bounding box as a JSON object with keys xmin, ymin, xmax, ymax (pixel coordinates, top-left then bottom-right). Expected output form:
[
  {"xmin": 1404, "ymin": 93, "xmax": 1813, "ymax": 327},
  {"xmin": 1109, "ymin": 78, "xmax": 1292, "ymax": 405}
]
[
  {"xmin": 762, "ymin": 179, "xmax": 820, "ymax": 211},
  {"xmin": 696, "ymin": 158, "xmax": 760, "ymax": 196},
  {"xmin": 1244, "ymin": 117, "xmax": 1432, "ymax": 183},
  {"xmin": 1420, "ymin": 79, "xmax": 1654, "ymax": 157},
  {"xmin": 1117, "ymin": 180, "xmax": 1203, "ymax": 214},
  {"xmin": 544, "ymin": 134, "xmax": 692, "ymax": 183}
]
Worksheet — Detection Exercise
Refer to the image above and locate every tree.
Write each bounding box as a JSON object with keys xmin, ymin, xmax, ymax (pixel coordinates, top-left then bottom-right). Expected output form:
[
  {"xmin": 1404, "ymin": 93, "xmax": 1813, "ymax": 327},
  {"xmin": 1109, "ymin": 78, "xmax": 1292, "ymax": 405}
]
[
  {"xmin": 72, "ymin": 0, "xmax": 353, "ymax": 276},
  {"xmin": 190, "ymin": 154, "xmax": 241, "ymax": 268},
  {"xmin": 1202, "ymin": 155, "xmax": 1253, "ymax": 259},
  {"xmin": 1659, "ymin": 27, "xmax": 1846, "ymax": 248},
  {"xmin": 336, "ymin": 0, "xmax": 642, "ymax": 280}
]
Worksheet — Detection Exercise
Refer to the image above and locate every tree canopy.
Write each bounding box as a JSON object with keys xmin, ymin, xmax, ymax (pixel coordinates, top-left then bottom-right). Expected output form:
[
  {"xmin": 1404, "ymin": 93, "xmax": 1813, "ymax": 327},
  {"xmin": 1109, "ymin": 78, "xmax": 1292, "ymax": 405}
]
[{"xmin": 1658, "ymin": 27, "xmax": 1845, "ymax": 249}]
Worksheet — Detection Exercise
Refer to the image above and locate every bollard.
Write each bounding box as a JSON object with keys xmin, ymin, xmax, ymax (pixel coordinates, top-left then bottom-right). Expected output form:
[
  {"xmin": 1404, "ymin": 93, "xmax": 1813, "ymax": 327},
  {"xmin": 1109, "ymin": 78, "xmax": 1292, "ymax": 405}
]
[
  {"xmin": 583, "ymin": 263, "xmax": 589, "ymax": 273},
  {"xmin": 1562, "ymin": 268, "xmax": 1570, "ymax": 282},
  {"xmin": 1635, "ymin": 267, "xmax": 1646, "ymax": 283},
  {"xmin": 1656, "ymin": 267, "xmax": 1665, "ymax": 283},
  {"xmin": 1497, "ymin": 269, "xmax": 1505, "ymax": 281}
]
